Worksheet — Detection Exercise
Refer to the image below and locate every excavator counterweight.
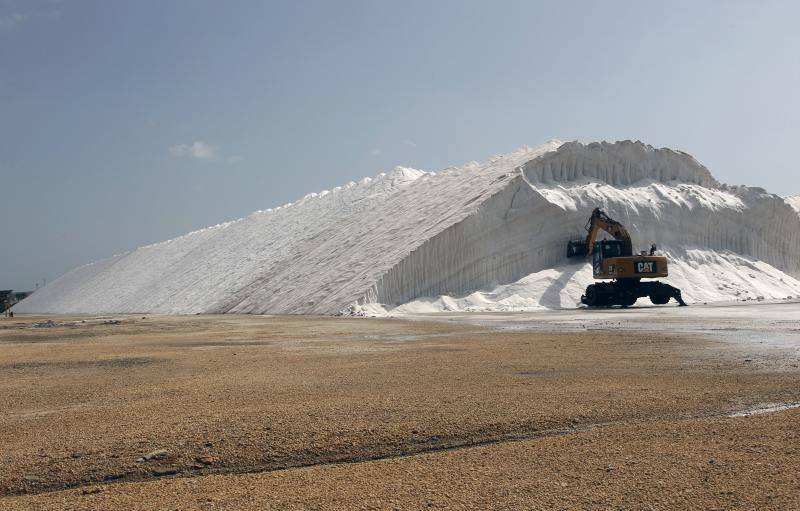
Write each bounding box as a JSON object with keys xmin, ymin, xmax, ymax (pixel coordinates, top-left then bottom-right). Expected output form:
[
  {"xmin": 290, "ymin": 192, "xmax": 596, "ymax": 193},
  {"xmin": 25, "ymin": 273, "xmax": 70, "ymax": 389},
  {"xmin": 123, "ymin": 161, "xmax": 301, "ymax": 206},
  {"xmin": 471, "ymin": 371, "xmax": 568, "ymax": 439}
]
[{"xmin": 567, "ymin": 208, "xmax": 687, "ymax": 307}]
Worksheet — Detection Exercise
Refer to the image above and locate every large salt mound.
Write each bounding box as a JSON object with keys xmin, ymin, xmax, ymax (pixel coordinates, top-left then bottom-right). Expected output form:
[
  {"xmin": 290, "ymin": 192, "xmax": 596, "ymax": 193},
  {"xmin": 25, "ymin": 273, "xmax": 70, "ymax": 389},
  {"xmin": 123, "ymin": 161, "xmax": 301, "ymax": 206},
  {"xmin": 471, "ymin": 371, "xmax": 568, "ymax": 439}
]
[{"xmin": 15, "ymin": 140, "xmax": 800, "ymax": 315}]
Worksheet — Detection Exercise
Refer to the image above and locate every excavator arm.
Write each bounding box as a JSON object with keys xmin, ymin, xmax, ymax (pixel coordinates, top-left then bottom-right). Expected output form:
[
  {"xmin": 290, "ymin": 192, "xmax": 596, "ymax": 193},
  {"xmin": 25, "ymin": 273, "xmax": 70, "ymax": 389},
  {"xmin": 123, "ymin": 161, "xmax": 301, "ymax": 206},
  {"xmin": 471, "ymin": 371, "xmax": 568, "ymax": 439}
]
[
  {"xmin": 584, "ymin": 208, "xmax": 632, "ymax": 256},
  {"xmin": 567, "ymin": 208, "xmax": 632, "ymax": 257}
]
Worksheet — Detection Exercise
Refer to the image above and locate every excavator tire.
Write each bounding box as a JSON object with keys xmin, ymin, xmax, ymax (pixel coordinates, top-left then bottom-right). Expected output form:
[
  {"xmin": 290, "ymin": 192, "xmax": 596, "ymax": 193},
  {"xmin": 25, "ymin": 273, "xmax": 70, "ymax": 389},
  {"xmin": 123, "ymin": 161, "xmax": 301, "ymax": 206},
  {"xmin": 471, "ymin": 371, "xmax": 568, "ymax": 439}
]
[
  {"xmin": 582, "ymin": 284, "xmax": 598, "ymax": 306},
  {"xmin": 581, "ymin": 283, "xmax": 617, "ymax": 307},
  {"xmin": 649, "ymin": 294, "xmax": 670, "ymax": 305},
  {"xmin": 643, "ymin": 281, "xmax": 688, "ymax": 306}
]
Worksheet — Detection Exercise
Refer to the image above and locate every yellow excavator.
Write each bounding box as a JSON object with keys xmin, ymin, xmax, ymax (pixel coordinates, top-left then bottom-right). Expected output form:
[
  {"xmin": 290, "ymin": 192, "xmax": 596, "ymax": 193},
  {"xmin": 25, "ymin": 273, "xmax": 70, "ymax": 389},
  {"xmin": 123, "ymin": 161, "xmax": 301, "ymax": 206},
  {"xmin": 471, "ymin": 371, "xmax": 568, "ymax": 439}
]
[{"xmin": 566, "ymin": 208, "xmax": 687, "ymax": 307}]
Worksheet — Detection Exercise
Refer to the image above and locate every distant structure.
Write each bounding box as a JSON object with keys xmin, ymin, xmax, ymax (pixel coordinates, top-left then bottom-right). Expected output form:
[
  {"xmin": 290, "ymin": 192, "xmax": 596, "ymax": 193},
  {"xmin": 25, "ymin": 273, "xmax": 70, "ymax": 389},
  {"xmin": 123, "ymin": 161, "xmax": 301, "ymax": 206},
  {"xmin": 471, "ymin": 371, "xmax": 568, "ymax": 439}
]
[
  {"xmin": 1, "ymin": 290, "xmax": 14, "ymax": 315},
  {"xmin": 1, "ymin": 290, "xmax": 33, "ymax": 316},
  {"xmin": 14, "ymin": 291, "xmax": 33, "ymax": 302}
]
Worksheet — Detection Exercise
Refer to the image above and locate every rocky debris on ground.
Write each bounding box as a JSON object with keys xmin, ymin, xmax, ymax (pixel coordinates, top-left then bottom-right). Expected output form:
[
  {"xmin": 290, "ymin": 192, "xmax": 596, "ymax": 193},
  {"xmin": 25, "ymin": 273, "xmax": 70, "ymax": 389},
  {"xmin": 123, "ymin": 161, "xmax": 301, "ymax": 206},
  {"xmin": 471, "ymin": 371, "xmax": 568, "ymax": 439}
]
[
  {"xmin": 137, "ymin": 449, "xmax": 169, "ymax": 462},
  {"xmin": 29, "ymin": 320, "xmax": 58, "ymax": 328}
]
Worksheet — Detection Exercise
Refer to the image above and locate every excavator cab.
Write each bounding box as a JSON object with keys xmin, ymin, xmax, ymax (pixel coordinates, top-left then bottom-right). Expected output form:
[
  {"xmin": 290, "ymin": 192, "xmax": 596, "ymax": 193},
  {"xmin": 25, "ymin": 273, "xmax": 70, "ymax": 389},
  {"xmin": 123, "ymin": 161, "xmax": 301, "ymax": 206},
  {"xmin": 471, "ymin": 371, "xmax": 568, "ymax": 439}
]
[
  {"xmin": 592, "ymin": 240, "xmax": 625, "ymax": 277},
  {"xmin": 596, "ymin": 240, "xmax": 625, "ymax": 258}
]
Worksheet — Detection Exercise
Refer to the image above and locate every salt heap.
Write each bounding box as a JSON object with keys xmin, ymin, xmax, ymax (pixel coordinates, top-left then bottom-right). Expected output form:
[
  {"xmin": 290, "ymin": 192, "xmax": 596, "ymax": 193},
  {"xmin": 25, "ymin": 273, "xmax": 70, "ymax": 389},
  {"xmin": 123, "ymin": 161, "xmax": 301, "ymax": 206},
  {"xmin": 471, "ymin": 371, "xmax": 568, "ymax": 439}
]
[{"xmin": 15, "ymin": 140, "xmax": 800, "ymax": 315}]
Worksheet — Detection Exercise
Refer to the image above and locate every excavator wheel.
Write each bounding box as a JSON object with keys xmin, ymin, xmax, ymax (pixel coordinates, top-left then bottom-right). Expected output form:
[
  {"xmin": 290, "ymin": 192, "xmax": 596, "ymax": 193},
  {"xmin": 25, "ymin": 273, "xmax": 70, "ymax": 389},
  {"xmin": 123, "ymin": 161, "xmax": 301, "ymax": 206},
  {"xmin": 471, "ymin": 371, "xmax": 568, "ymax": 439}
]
[
  {"xmin": 581, "ymin": 284, "xmax": 598, "ymax": 307},
  {"xmin": 645, "ymin": 282, "xmax": 688, "ymax": 306},
  {"xmin": 582, "ymin": 284, "xmax": 611, "ymax": 307},
  {"xmin": 649, "ymin": 294, "xmax": 670, "ymax": 305},
  {"xmin": 582, "ymin": 283, "xmax": 624, "ymax": 307}
]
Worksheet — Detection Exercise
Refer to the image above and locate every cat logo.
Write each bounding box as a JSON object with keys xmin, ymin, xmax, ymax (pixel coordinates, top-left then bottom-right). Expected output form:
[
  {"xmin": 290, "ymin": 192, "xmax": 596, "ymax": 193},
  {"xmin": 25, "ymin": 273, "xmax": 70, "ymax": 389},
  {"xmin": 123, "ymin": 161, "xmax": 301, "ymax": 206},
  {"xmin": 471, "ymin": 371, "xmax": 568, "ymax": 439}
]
[{"xmin": 636, "ymin": 261, "xmax": 656, "ymax": 273}]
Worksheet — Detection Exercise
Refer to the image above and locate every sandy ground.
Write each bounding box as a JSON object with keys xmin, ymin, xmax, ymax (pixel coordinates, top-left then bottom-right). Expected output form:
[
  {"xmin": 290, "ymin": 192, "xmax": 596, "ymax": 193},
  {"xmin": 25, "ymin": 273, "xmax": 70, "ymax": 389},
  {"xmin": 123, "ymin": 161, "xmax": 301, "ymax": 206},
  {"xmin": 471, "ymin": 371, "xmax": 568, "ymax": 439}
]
[{"xmin": 1, "ymin": 303, "xmax": 799, "ymax": 509}]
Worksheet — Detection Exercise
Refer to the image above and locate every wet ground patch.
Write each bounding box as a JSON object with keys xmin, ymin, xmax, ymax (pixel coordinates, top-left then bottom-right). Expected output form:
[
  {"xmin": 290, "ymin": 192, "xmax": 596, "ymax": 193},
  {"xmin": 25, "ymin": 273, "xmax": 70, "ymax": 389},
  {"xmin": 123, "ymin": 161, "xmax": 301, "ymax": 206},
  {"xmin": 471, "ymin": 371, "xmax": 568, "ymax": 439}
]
[
  {"xmin": 156, "ymin": 340, "xmax": 274, "ymax": 349},
  {"xmin": 724, "ymin": 401, "xmax": 800, "ymax": 417},
  {"xmin": 0, "ymin": 357, "xmax": 164, "ymax": 371},
  {"xmin": 415, "ymin": 346, "xmax": 467, "ymax": 353},
  {"xmin": 516, "ymin": 369, "xmax": 564, "ymax": 377}
]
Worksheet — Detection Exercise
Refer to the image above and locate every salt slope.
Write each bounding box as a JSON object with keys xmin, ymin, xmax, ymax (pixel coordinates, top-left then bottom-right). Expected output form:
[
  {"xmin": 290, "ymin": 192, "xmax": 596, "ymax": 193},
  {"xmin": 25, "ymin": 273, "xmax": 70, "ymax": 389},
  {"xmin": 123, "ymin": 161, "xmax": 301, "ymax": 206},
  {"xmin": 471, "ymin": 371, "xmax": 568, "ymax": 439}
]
[
  {"xmin": 16, "ymin": 141, "xmax": 561, "ymax": 314},
  {"xmin": 16, "ymin": 140, "xmax": 800, "ymax": 315}
]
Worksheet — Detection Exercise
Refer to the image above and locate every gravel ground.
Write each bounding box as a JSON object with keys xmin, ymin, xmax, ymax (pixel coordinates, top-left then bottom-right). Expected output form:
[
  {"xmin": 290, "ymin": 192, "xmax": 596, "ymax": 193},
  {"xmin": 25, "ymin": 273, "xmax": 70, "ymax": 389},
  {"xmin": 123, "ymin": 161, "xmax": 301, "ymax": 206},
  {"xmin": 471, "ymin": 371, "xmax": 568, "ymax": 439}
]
[
  {"xmin": 1, "ymin": 307, "xmax": 798, "ymax": 510},
  {"xmin": 8, "ymin": 410, "xmax": 799, "ymax": 510}
]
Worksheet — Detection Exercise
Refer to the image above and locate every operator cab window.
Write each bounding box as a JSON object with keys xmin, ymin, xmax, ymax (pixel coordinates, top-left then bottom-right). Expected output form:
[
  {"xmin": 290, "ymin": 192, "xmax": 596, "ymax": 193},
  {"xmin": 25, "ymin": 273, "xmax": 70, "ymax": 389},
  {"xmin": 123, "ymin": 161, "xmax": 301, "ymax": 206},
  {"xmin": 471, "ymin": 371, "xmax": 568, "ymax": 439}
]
[{"xmin": 598, "ymin": 240, "xmax": 623, "ymax": 258}]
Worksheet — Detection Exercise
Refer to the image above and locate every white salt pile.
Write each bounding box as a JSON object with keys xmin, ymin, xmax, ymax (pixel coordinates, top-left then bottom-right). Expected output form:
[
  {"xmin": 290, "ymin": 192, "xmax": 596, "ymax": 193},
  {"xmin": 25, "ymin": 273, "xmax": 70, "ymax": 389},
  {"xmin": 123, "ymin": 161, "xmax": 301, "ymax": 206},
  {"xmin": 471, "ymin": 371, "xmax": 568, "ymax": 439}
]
[{"xmin": 15, "ymin": 140, "xmax": 800, "ymax": 315}]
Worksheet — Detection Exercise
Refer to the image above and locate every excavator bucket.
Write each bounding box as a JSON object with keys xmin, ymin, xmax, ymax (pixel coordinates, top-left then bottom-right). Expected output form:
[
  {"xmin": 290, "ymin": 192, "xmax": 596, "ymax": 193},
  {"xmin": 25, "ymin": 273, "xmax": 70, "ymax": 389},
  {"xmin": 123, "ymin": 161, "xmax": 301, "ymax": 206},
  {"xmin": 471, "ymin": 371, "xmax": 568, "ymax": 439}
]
[{"xmin": 566, "ymin": 239, "xmax": 588, "ymax": 258}]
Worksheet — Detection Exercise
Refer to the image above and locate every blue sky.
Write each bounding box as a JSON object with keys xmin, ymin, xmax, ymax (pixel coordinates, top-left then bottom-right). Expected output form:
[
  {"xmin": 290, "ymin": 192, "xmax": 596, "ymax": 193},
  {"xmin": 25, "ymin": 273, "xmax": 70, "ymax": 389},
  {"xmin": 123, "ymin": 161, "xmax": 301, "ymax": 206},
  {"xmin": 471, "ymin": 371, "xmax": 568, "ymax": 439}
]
[{"xmin": 1, "ymin": 0, "xmax": 799, "ymax": 290}]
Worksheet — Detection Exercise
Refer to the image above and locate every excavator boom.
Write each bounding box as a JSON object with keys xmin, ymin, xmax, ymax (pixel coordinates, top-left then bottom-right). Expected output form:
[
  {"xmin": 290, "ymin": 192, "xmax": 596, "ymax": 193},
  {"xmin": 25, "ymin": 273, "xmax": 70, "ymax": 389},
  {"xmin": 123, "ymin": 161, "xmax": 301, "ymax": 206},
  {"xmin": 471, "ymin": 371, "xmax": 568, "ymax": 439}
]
[{"xmin": 567, "ymin": 208, "xmax": 632, "ymax": 257}]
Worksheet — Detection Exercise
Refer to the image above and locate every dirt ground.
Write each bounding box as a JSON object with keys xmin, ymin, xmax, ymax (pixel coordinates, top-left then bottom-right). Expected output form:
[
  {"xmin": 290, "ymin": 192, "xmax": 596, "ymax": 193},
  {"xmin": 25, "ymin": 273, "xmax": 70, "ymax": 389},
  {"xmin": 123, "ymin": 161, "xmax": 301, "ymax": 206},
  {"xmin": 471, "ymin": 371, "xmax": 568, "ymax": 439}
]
[{"xmin": 1, "ymin": 311, "xmax": 798, "ymax": 510}]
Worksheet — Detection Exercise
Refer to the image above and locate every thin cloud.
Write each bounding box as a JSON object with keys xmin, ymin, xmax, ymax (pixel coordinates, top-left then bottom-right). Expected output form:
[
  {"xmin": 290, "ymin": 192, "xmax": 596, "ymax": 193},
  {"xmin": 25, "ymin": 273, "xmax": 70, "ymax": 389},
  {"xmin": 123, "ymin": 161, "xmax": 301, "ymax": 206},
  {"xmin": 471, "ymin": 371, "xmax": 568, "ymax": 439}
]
[
  {"xmin": 0, "ymin": 13, "xmax": 28, "ymax": 30},
  {"xmin": 369, "ymin": 148, "xmax": 382, "ymax": 156},
  {"xmin": 404, "ymin": 140, "xmax": 417, "ymax": 148},
  {"xmin": 169, "ymin": 141, "xmax": 219, "ymax": 159}
]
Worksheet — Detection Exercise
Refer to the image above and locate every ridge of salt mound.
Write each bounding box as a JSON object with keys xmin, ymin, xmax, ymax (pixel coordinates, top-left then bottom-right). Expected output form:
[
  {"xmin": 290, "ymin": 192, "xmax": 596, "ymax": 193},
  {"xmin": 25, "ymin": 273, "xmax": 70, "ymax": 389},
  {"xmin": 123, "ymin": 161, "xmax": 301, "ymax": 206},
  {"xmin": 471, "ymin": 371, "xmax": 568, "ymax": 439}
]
[
  {"xmin": 523, "ymin": 140, "xmax": 718, "ymax": 187},
  {"xmin": 787, "ymin": 195, "xmax": 800, "ymax": 214}
]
